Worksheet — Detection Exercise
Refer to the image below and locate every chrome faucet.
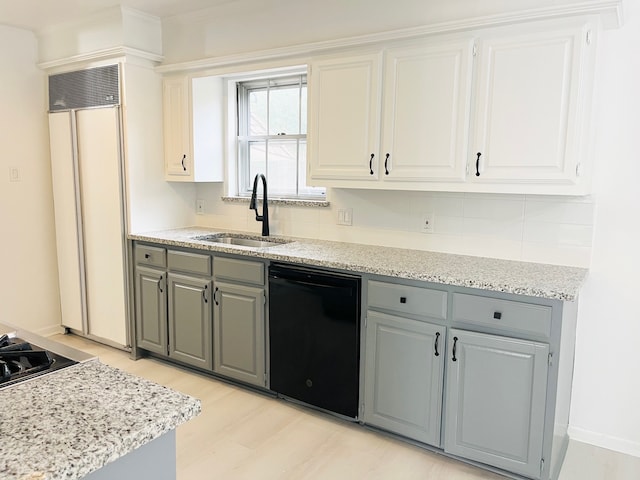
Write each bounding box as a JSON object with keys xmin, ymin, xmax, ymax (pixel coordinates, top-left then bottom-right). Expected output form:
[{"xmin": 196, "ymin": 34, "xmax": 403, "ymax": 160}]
[{"xmin": 249, "ymin": 173, "xmax": 269, "ymax": 236}]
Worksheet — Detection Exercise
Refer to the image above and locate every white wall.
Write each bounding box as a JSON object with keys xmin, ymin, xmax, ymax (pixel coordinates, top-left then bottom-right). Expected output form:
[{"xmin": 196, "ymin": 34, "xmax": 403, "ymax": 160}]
[
  {"xmin": 567, "ymin": 0, "xmax": 640, "ymax": 456},
  {"xmin": 0, "ymin": 26, "xmax": 62, "ymax": 335}
]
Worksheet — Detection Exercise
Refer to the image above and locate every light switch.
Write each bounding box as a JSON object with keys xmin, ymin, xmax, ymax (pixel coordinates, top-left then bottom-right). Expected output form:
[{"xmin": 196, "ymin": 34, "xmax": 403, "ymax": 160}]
[{"xmin": 9, "ymin": 167, "xmax": 20, "ymax": 182}]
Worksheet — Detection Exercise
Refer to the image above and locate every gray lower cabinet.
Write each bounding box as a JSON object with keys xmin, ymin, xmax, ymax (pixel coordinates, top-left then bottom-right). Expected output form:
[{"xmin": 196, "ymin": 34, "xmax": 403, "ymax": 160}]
[
  {"xmin": 444, "ymin": 328, "xmax": 549, "ymax": 479},
  {"xmin": 167, "ymin": 272, "xmax": 213, "ymax": 370},
  {"xmin": 134, "ymin": 245, "xmax": 167, "ymax": 355},
  {"xmin": 213, "ymin": 281, "xmax": 265, "ymax": 386},
  {"xmin": 135, "ymin": 266, "xmax": 167, "ymax": 355},
  {"xmin": 364, "ymin": 310, "xmax": 445, "ymax": 446},
  {"xmin": 212, "ymin": 256, "xmax": 266, "ymax": 387},
  {"xmin": 133, "ymin": 243, "xmax": 213, "ymax": 371}
]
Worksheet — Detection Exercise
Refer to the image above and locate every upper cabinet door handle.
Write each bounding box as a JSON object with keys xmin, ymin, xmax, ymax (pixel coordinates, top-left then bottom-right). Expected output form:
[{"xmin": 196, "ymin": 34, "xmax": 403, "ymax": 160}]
[
  {"xmin": 369, "ymin": 153, "xmax": 375, "ymax": 175},
  {"xmin": 475, "ymin": 152, "xmax": 481, "ymax": 177},
  {"xmin": 384, "ymin": 153, "xmax": 390, "ymax": 175},
  {"xmin": 181, "ymin": 154, "xmax": 187, "ymax": 171}
]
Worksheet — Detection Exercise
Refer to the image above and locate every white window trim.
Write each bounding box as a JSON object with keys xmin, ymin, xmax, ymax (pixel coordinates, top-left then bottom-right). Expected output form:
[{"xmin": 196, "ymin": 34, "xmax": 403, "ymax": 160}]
[{"xmin": 224, "ymin": 65, "xmax": 326, "ymax": 202}]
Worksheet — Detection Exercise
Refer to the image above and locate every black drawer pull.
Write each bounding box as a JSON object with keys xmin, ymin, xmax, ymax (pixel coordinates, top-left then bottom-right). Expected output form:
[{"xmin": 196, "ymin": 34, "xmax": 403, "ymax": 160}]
[
  {"xmin": 144, "ymin": 253, "xmax": 150, "ymax": 259},
  {"xmin": 493, "ymin": 311, "xmax": 502, "ymax": 320},
  {"xmin": 400, "ymin": 296, "xmax": 407, "ymax": 304}
]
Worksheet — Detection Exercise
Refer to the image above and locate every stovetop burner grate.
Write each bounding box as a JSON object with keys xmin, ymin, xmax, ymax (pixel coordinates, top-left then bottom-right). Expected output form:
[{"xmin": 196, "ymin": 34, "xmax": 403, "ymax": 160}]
[{"xmin": 0, "ymin": 334, "xmax": 77, "ymax": 388}]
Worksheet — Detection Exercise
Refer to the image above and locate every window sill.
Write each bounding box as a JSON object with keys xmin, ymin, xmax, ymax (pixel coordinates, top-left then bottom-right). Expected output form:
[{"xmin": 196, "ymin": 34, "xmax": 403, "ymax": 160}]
[{"xmin": 222, "ymin": 196, "xmax": 330, "ymax": 208}]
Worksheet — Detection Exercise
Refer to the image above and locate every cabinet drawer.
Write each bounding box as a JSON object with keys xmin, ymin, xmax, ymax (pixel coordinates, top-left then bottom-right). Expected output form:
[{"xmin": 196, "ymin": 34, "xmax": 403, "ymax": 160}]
[
  {"xmin": 214, "ymin": 257, "xmax": 264, "ymax": 286},
  {"xmin": 452, "ymin": 293, "xmax": 552, "ymax": 337},
  {"xmin": 368, "ymin": 280, "xmax": 447, "ymax": 320},
  {"xmin": 167, "ymin": 250, "xmax": 211, "ymax": 276},
  {"xmin": 135, "ymin": 245, "xmax": 166, "ymax": 268}
]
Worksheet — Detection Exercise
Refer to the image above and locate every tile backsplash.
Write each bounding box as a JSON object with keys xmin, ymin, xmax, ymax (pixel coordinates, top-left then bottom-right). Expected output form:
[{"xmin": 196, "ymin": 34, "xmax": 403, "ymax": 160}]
[{"xmin": 195, "ymin": 184, "xmax": 595, "ymax": 267}]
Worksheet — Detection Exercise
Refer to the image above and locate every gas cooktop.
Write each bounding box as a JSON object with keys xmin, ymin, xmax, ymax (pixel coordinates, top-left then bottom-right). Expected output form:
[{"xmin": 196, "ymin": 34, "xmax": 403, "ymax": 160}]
[{"xmin": 0, "ymin": 334, "xmax": 78, "ymax": 389}]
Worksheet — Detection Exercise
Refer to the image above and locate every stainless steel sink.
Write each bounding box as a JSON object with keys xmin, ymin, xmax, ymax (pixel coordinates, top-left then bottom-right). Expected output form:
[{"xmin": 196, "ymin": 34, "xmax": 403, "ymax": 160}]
[{"xmin": 192, "ymin": 234, "xmax": 290, "ymax": 248}]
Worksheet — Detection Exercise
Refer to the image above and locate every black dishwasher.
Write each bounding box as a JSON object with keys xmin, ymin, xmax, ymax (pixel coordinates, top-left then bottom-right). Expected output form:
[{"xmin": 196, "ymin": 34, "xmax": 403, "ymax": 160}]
[{"xmin": 268, "ymin": 263, "xmax": 361, "ymax": 418}]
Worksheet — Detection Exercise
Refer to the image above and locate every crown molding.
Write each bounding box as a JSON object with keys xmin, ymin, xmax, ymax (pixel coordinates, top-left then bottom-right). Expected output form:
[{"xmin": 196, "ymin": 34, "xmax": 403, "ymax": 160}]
[
  {"xmin": 38, "ymin": 47, "xmax": 164, "ymax": 71},
  {"xmin": 157, "ymin": 0, "xmax": 623, "ymax": 74}
]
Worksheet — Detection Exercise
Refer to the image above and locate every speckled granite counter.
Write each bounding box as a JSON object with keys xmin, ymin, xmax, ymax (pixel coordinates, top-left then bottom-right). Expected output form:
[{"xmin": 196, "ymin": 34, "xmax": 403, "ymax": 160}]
[
  {"xmin": 129, "ymin": 227, "xmax": 588, "ymax": 301},
  {"xmin": 0, "ymin": 359, "xmax": 200, "ymax": 480}
]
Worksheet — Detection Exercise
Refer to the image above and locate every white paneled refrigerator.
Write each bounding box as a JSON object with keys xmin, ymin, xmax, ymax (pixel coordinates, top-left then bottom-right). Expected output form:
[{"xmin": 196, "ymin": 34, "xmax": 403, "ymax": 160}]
[{"xmin": 48, "ymin": 106, "xmax": 129, "ymax": 347}]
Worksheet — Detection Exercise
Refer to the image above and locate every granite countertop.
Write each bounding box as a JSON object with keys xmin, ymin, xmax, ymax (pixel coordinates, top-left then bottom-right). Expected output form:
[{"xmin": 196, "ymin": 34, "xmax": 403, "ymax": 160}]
[
  {"xmin": 129, "ymin": 227, "xmax": 588, "ymax": 301},
  {"xmin": 0, "ymin": 359, "xmax": 201, "ymax": 480}
]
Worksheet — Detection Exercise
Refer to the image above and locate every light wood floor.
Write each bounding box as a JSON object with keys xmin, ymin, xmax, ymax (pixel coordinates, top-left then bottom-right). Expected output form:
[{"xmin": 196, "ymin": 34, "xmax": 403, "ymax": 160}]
[{"xmin": 51, "ymin": 334, "xmax": 640, "ymax": 480}]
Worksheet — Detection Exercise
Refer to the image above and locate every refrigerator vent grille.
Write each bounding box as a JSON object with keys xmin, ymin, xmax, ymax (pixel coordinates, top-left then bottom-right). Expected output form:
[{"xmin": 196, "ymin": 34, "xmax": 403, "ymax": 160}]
[{"xmin": 49, "ymin": 65, "xmax": 120, "ymax": 111}]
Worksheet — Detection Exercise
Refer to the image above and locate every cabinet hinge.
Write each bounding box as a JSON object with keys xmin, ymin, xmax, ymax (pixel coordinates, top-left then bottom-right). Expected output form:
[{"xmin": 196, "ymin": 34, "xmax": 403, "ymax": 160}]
[
  {"xmin": 364, "ymin": 316, "xmax": 367, "ymax": 329},
  {"xmin": 359, "ymin": 403, "xmax": 365, "ymax": 418},
  {"xmin": 264, "ymin": 371, "xmax": 269, "ymax": 386},
  {"xmin": 586, "ymin": 30, "xmax": 592, "ymax": 45},
  {"xmin": 263, "ymin": 292, "xmax": 267, "ymax": 305},
  {"xmin": 576, "ymin": 162, "xmax": 583, "ymax": 177},
  {"xmin": 540, "ymin": 458, "xmax": 545, "ymax": 475},
  {"xmin": 548, "ymin": 352, "xmax": 553, "ymax": 367}
]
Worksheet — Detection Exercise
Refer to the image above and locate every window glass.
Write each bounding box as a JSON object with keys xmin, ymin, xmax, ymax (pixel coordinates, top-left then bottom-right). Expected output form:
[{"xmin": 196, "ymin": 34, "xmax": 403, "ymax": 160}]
[{"xmin": 237, "ymin": 73, "xmax": 324, "ymax": 199}]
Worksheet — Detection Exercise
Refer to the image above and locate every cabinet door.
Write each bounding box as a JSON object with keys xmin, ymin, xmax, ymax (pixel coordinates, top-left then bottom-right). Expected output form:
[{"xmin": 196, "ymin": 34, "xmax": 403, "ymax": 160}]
[
  {"xmin": 381, "ymin": 41, "xmax": 473, "ymax": 182},
  {"xmin": 470, "ymin": 25, "xmax": 590, "ymax": 185},
  {"xmin": 167, "ymin": 273, "xmax": 212, "ymax": 370},
  {"xmin": 444, "ymin": 329, "xmax": 549, "ymax": 479},
  {"xmin": 308, "ymin": 53, "xmax": 382, "ymax": 181},
  {"xmin": 213, "ymin": 281, "xmax": 265, "ymax": 387},
  {"xmin": 163, "ymin": 75, "xmax": 191, "ymax": 178},
  {"xmin": 135, "ymin": 266, "xmax": 167, "ymax": 355},
  {"xmin": 364, "ymin": 311, "xmax": 445, "ymax": 446}
]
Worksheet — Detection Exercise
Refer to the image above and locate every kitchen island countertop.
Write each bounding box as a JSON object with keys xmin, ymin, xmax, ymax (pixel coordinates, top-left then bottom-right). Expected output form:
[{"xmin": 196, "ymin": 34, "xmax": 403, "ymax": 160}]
[
  {"xmin": 130, "ymin": 227, "xmax": 588, "ymax": 301},
  {"xmin": 0, "ymin": 359, "xmax": 200, "ymax": 480}
]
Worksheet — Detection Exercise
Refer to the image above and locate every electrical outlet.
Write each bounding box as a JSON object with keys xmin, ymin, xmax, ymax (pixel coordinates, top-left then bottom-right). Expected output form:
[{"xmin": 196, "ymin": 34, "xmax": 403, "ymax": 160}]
[
  {"xmin": 420, "ymin": 212, "xmax": 435, "ymax": 234},
  {"xmin": 337, "ymin": 208, "xmax": 353, "ymax": 226},
  {"xmin": 196, "ymin": 199, "xmax": 205, "ymax": 215}
]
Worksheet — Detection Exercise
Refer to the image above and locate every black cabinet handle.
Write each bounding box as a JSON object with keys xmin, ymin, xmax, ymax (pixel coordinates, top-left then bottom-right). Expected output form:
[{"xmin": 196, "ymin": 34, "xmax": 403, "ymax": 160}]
[
  {"xmin": 157, "ymin": 275, "xmax": 163, "ymax": 294},
  {"xmin": 144, "ymin": 253, "xmax": 150, "ymax": 259},
  {"xmin": 369, "ymin": 153, "xmax": 375, "ymax": 175},
  {"xmin": 493, "ymin": 311, "xmax": 502, "ymax": 320},
  {"xmin": 202, "ymin": 284, "xmax": 208, "ymax": 303},
  {"xmin": 434, "ymin": 332, "xmax": 440, "ymax": 357},
  {"xmin": 213, "ymin": 286, "xmax": 219, "ymax": 306},
  {"xmin": 475, "ymin": 152, "xmax": 481, "ymax": 176},
  {"xmin": 452, "ymin": 336, "xmax": 458, "ymax": 362},
  {"xmin": 384, "ymin": 153, "xmax": 390, "ymax": 175},
  {"xmin": 181, "ymin": 154, "xmax": 187, "ymax": 171},
  {"xmin": 400, "ymin": 296, "xmax": 407, "ymax": 304}
]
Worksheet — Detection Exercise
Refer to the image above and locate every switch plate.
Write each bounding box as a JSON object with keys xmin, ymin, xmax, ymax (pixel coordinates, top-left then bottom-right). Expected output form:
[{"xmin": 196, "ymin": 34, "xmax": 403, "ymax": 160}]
[
  {"xmin": 337, "ymin": 208, "xmax": 353, "ymax": 226},
  {"xmin": 196, "ymin": 199, "xmax": 205, "ymax": 215},
  {"xmin": 420, "ymin": 212, "xmax": 435, "ymax": 234},
  {"xmin": 9, "ymin": 167, "xmax": 20, "ymax": 182}
]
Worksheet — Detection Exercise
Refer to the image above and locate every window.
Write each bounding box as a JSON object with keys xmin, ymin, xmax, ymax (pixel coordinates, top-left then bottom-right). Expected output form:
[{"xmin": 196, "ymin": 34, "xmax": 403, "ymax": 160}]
[{"xmin": 237, "ymin": 74, "xmax": 325, "ymax": 199}]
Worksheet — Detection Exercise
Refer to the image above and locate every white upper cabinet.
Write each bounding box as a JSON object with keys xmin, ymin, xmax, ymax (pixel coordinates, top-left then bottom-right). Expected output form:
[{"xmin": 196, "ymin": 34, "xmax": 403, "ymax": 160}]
[
  {"xmin": 163, "ymin": 74, "xmax": 224, "ymax": 182},
  {"xmin": 307, "ymin": 53, "xmax": 382, "ymax": 182},
  {"xmin": 469, "ymin": 22, "xmax": 594, "ymax": 192},
  {"xmin": 306, "ymin": 19, "xmax": 596, "ymax": 195},
  {"xmin": 381, "ymin": 41, "xmax": 473, "ymax": 183},
  {"xmin": 308, "ymin": 40, "xmax": 473, "ymax": 187}
]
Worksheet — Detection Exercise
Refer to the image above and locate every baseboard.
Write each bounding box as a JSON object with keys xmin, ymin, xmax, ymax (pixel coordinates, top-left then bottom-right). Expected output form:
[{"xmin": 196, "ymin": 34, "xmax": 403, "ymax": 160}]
[
  {"xmin": 37, "ymin": 324, "xmax": 67, "ymax": 337},
  {"xmin": 568, "ymin": 426, "xmax": 640, "ymax": 458}
]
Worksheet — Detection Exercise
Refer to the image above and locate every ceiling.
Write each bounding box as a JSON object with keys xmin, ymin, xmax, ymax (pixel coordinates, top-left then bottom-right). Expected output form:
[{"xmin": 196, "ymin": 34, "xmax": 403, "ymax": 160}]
[{"xmin": 0, "ymin": 0, "xmax": 239, "ymax": 32}]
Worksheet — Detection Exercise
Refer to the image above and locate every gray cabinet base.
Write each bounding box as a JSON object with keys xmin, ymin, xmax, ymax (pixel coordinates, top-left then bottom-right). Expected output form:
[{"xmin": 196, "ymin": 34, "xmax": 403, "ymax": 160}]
[{"xmin": 84, "ymin": 430, "xmax": 176, "ymax": 480}]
